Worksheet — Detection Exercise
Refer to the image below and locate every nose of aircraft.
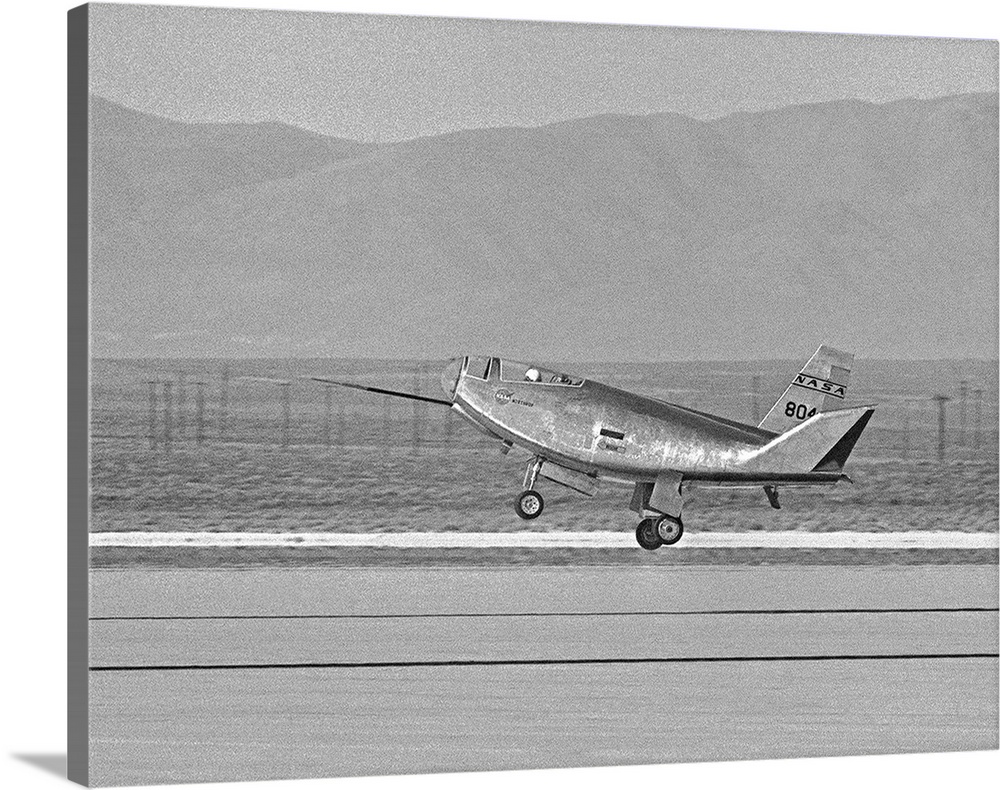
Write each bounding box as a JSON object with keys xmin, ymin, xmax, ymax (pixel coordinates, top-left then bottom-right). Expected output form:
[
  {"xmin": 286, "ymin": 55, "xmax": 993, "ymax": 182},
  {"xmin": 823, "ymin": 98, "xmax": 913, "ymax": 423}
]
[{"xmin": 440, "ymin": 357, "xmax": 462, "ymax": 400}]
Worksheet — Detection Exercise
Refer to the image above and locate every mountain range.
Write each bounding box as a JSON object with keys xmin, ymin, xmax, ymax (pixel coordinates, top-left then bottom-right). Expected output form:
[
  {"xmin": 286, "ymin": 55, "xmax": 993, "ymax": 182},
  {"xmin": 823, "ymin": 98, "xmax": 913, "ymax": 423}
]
[{"xmin": 89, "ymin": 92, "xmax": 998, "ymax": 360}]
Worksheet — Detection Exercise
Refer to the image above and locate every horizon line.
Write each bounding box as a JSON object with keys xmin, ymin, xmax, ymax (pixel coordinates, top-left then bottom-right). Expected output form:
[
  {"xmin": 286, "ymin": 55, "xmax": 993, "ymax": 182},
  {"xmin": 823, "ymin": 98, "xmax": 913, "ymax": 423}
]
[{"xmin": 88, "ymin": 89, "xmax": 1000, "ymax": 146}]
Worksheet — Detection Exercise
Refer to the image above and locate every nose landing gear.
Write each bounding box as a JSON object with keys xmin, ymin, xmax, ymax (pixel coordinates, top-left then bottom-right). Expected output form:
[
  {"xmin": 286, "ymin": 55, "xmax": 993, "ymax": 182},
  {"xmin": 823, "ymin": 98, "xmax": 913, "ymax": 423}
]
[
  {"xmin": 635, "ymin": 514, "xmax": 684, "ymax": 550},
  {"xmin": 514, "ymin": 456, "xmax": 546, "ymax": 520}
]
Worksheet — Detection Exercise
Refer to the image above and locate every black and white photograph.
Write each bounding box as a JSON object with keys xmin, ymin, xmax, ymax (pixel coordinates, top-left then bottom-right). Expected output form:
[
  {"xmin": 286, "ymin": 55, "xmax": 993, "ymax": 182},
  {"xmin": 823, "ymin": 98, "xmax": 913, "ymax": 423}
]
[{"xmin": 57, "ymin": 0, "xmax": 1000, "ymax": 787}]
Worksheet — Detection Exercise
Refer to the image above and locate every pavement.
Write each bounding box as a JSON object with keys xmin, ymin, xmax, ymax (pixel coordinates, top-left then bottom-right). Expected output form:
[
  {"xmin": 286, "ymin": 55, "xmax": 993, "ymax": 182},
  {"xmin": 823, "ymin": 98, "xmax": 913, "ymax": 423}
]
[{"xmin": 87, "ymin": 564, "xmax": 999, "ymax": 786}]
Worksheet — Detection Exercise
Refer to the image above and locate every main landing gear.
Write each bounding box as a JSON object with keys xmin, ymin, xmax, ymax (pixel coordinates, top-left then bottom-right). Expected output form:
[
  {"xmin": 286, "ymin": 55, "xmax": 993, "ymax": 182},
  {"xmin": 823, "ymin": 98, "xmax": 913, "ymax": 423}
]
[
  {"xmin": 514, "ymin": 457, "xmax": 545, "ymax": 520},
  {"xmin": 635, "ymin": 514, "xmax": 684, "ymax": 551},
  {"xmin": 512, "ymin": 458, "xmax": 685, "ymax": 550}
]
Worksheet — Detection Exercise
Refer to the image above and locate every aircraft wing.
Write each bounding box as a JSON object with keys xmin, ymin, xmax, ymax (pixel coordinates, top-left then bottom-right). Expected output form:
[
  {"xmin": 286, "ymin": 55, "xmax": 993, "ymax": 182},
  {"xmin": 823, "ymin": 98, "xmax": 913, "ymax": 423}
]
[{"xmin": 305, "ymin": 377, "xmax": 452, "ymax": 406}]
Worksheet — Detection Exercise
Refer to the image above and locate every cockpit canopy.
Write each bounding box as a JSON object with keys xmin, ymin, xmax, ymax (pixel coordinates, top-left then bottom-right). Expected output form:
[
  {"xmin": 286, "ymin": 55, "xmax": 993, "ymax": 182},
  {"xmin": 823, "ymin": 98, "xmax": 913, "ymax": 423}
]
[
  {"xmin": 501, "ymin": 359, "xmax": 583, "ymax": 386},
  {"xmin": 463, "ymin": 356, "xmax": 583, "ymax": 387}
]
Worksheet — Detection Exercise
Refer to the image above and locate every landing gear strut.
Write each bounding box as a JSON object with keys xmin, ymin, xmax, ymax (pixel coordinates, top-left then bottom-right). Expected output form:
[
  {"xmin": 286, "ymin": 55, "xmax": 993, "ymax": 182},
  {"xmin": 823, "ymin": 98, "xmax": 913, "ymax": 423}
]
[
  {"xmin": 514, "ymin": 457, "xmax": 545, "ymax": 520},
  {"xmin": 634, "ymin": 514, "xmax": 684, "ymax": 550}
]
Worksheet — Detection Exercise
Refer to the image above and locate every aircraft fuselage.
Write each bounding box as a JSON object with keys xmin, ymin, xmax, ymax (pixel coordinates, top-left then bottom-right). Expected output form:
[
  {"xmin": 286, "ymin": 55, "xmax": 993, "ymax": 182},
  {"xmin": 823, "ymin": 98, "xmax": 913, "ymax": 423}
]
[{"xmin": 447, "ymin": 356, "xmax": 840, "ymax": 485}]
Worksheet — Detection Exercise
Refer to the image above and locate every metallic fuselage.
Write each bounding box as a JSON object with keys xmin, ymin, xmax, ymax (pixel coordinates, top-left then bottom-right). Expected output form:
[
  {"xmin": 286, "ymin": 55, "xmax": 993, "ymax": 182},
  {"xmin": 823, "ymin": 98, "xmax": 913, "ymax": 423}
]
[{"xmin": 452, "ymin": 358, "xmax": 781, "ymax": 483}]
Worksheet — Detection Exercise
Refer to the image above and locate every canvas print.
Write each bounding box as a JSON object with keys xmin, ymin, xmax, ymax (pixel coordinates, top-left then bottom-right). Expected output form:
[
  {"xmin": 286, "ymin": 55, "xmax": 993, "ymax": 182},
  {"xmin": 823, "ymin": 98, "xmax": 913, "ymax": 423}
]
[{"xmin": 68, "ymin": 3, "xmax": 999, "ymax": 786}]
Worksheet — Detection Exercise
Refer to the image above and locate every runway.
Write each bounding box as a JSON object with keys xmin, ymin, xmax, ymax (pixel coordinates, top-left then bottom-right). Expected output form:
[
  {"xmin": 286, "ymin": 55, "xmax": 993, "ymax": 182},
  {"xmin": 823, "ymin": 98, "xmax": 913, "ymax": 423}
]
[
  {"xmin": 90, "ymin": 530, "xmax": 999, "ymax": 548},
  {"xmin": 88, "ymin": 565, "xmax": 999, "ymax": 786}
]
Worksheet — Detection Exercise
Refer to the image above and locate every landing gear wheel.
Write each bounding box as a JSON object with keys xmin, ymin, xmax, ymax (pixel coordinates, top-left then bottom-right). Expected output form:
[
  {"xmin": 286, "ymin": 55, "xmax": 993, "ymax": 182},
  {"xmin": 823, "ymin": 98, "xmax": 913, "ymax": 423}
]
[
  {"xmin": 655, "ymin": 515, "xmax": 684, "ymax": 546},
  {"xmin": 635, "ymin": 518, "xmax": 662, "ymax": 551},
  {"xmin": 515, "ymin": 490, "xmax": 544, "ymax": 520}
]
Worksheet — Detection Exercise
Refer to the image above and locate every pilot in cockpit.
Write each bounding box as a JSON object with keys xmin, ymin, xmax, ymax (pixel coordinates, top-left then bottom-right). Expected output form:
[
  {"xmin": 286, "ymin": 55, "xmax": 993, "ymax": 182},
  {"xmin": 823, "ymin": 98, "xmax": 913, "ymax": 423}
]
[{"xmin": 524, "ymin": 368, "xmax": 541, "ymax": 382}]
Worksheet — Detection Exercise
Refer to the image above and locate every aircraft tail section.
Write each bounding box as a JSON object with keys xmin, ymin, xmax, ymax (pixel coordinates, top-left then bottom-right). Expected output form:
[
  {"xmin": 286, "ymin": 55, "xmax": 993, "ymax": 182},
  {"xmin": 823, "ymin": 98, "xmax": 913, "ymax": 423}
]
[
  {"xmin": 744, "ymin": 405, "xmax": 875, "ymax": 474},
  {"xmin": 758, "ymin": 345, "xmax": 854, "ymax": 434}
]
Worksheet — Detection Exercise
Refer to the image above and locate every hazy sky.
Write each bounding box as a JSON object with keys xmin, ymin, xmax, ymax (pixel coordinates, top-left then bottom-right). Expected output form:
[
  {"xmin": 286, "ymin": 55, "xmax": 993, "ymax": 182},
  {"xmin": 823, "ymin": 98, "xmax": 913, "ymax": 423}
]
[{"xmin": 89, "ymin": 3, "xmax": 998, "ymax": 142}]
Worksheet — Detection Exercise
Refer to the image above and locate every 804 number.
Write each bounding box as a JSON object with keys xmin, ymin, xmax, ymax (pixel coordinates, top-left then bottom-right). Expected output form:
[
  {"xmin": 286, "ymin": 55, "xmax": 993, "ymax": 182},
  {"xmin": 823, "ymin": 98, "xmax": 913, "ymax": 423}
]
[{"xmin": 784, "ymin": 401, "xmax": 817, "ymax": 420}]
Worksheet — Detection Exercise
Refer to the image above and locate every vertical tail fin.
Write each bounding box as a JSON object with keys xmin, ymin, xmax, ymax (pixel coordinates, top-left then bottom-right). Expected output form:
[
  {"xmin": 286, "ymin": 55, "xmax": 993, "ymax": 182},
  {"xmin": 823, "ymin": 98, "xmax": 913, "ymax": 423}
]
[{"xmin": 758, "ymin": 345, "xmax": 853, "ymax": 434}]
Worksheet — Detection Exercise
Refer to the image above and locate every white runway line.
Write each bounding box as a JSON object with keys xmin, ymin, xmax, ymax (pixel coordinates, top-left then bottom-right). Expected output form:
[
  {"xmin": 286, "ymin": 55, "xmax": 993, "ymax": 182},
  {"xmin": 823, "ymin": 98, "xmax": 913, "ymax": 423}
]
[{"xmin": 89, "ymin": 531, "xmax": 1000, "ymax": 549}]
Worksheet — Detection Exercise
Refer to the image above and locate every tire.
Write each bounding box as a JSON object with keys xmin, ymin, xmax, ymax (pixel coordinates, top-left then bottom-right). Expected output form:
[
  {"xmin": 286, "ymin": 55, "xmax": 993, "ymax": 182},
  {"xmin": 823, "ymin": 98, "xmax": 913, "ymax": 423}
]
[
  {"xmin": 515, "ymin": 490, "xmax": 544, "ymax": 520},
  {"xmin": 655, "ymin": 515, "xmax": 684, "ymax": 546},
  {"xmin": 635, "ymin": 518, "xmax": 662, "ymax": 550}
]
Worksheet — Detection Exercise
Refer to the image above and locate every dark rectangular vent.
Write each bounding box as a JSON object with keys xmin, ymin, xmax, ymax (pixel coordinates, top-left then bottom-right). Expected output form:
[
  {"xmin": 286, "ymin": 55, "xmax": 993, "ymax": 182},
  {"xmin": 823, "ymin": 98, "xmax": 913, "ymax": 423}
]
[{"xmin": 599, "ymin": 427, "xmax": 625, "ymax": 440}]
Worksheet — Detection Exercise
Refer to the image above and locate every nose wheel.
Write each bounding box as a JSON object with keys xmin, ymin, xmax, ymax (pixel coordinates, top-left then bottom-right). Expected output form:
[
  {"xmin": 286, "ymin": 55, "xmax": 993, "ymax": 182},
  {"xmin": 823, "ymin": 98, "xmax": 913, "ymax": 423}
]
[{"xmin": 635, "ymin": 514, "xmax": 684, "ymax": 549}]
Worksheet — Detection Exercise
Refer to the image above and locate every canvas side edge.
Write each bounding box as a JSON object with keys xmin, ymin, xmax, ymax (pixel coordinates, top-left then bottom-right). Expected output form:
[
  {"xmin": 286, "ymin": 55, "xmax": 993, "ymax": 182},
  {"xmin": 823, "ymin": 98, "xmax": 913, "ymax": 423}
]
[{"xmin": 67, "ymin": 4, "xmax": 90, "ymax": 786}]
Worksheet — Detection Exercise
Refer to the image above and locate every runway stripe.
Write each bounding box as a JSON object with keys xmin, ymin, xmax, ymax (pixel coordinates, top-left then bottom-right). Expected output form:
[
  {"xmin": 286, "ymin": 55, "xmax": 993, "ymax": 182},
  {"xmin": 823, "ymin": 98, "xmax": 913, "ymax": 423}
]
[
  {"xmin": 90, "ymin": 653, "xmax": 1000, "ymax": 672},
  {"xmin": 88, "ymin": 530, "xmax": 1000, "ymax": 549},
  {"xmin": 90, "ymin": 606, "xmax": 1000, "ymax": 622}
]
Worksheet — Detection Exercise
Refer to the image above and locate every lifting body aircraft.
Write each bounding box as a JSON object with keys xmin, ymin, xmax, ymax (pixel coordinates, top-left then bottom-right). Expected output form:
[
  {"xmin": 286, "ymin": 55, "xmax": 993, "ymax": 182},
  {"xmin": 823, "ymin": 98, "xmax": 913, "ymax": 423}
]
[{"xmin": 313, "ymin": 345, "xmax": 875, "ymax": 549}]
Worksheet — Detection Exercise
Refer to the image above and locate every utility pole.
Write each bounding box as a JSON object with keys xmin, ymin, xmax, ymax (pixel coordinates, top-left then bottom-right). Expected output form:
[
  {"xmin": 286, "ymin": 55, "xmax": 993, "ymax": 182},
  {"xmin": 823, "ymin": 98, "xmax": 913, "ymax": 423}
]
[
  {"xmin": 383, "ymin": 396, "xmax": 392, "ymax": 482},
  {"xmin": 194, "ymin": 381, "xmax": 206, "ymax": 446},
  {"xmin": 412, "ymin": 364, "xmax": 422, "ymax": 456},
  {"xmin": 932, "ymin": 394, "xmax": 950, "ymax": 465},
  {"xmin": 958, "ymin": 379, "xmax": 968, "ymax": 449},
  {"xmin": 162, "ymin": 380, "xmax": 173, "ymax": 448},
  {"xmin": 219, "ymin": 364, "xmax": 230, "ymax": 443},
  {"xmin": 445, "ymin": 404, "xmax": 454, "ymax": 447},
  {"xmin": 750, "ymin": 375, "xmax": 761, "ymax": 424},
  {"xmin": 900, "ymin": 401, "xmax": 910, "ymax": 461},
  {"xmin": 973, "ymin": 388, "xmax": 984, "ymax": 452},
  {"xmin": 176, "ymin": 373, "xmax": 186, "ymax": 441},
  {"xmin": 279, "ymin": 382, "xmax": 291, "ymax": 448},
  {"xmin": 323, "ymin": 384, "xmax": 332, "ymax": 448},
  {"xmin": 147, "ymin": 381, "xmax": 158, "ymax": 449}
]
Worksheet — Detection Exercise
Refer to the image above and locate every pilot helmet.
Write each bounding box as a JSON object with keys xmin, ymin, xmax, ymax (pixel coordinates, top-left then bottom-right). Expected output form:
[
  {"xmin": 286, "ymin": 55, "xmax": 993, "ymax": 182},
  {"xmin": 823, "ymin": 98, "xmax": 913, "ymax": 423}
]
[{"xmin": 525, "ymin": 368, "xmax": 540, "ymax": 382}]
